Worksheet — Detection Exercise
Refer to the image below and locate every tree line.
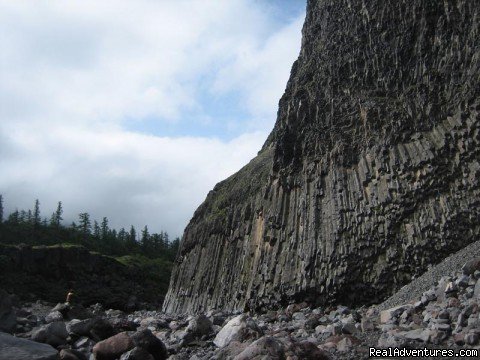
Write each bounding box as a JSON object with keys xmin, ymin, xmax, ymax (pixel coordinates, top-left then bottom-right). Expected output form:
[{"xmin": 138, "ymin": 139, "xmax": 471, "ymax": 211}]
[{"xmin": 0, "ymin": 195, "xmax": 180, "ymax": 261}]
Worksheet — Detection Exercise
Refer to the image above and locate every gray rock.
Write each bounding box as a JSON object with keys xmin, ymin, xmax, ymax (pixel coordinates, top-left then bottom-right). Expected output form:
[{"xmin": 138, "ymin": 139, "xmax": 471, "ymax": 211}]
[
  {"xmin": 67, "ymin": 319, "xmax": 94, "ymax": 336},
  {"xmin": 380, "ymin": 305, "xmax": 412, "ymax": 324},
  {"xmin": 0, "ymin": 290, "xmax": 17, "ymax": 333},
  {"xmin": 233, "ymin": 336, "xmax": 284, "ymax": 360},
  {"xmin": 130, "ymin": 329, "xmax": 168, "ymax": 360},
  {"xmin": 462, "ymin": 258, "xmax": 480, "ymax": 276},
  {"xmin": 120, "ymin": 347, "xmax": 154, "ymax": 360},
  {"xmin": 59, "ymin": 349, "xmax": 87, "ymax": 360},
  {"xmin": 45, "ymin": 311, "xmax": 64, "ymax": 323},
  {"xmin": 213, "ymin": 315, "xmax": 263, "ymax": 348},
  {"xmin": 401, "ymin": 329, "xmax": 431, "ymax": 342},
  {"xmin": 186, "ymin": 314, "xmax": 213, "ymax": 337},
  {"xmin": 31, "ymin": 321, "xmax": 69, "ymax": 347},
  {"xmin": 0, "ymin": 331, "xmax": 59, "ymax": 360}
]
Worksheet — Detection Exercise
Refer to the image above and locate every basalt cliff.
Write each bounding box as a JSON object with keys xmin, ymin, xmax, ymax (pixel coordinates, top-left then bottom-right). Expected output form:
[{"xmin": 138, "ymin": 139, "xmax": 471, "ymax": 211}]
[{"xmin": 163, "ymin": 0, "xmax": 480, "ymax": 314}]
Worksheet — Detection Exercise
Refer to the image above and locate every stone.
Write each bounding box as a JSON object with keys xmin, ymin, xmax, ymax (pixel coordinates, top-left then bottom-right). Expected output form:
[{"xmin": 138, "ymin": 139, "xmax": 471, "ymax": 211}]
[
  {"xmin": 90, "ymin": 318, "xmax": 114, "ymax": 341},
  {"xmin": 45, "ymin": 311, "xmax": 64, "ymax": 323},
  {"xmin": 66, "ymin": 319, "xmax": 94, "ymax": 336},
  {"xmin": 93, "ymin": 332, "xmax": 134, "ymax": 360},
  {"xmin": 186, "ymin": 314, "xmax": 213, "ymax": 337},
  {"xmin": 288, "ymin": 341, "xmax": 330, "ymax": 360},
  {"xmin": 0, "ymin": 290, "xmax": 17, "ymax": 333},
  {"xmin": 31, "ymin": 321, "xmax": 69, "ymax": 347},
  {"xmin": 361, "ymin": 318, "xmax": 374, "ymax": 332},
  {"xmin": 377, "ymin": 333, "xmax": 406, "ymax": 349},
  {"xmin": 59, "ymin": 349, "xmax": 87, "ymax": 360},
  {"xmin": 213, "ymin": 315, "xmax": 263, "ymax": 348},
  {"xmin": 341, "ymin": 323, "xmax": 358, "ymax": 335},
  {"xmin": 462, "ymin": 258, "xmax": 480, "ymax": 276},
  {"xmin": 234, "ymin": 336, "xmax": 285, "ymax": 360},
  {"xmin": 465, "ymin": 332, "xmax": 479, "ymax": 346},
  {"xmin": 0, "ymin": 331, "xmax": 59, "ymax": 360},
  {"xmin": 120, "ymin": 347, "xmax": 155, "ymax": 360},
  {"xmin": 402, "ymin": 329, "xmax": 431, "ymax": 342},
  {"xmin": 380, "ymin": 305, "xmax": 412, "ymax": 324},
  {"xmin": 130, "ymin": 329, "xmax": 168, "ymax": 360}
]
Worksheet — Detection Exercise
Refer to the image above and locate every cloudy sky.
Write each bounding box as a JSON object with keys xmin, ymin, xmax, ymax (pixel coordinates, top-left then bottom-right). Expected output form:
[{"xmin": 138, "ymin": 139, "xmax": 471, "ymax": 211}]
[{"xmin": 0, "ymin": 0, "xmax": 306, "ymax": 238}]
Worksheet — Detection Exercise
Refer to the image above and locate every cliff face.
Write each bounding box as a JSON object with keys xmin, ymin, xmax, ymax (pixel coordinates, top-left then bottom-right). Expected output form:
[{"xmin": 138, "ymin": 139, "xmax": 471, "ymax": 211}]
[{"xmin": 163, "ymin": 0, "xmax": 480, "ymax": 314}]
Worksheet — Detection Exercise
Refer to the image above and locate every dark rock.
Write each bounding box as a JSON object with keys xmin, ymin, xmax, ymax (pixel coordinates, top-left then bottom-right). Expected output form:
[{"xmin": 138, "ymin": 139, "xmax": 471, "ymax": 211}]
[
  {"xmin": 289, "ymin": 341, "xmax": 330, "ymax": 360},
  {"xmin": 0, "ymin": 290, "xmax": 17, "ymax": 333},
  {"xmin": 462, "ymin": 259, "xmax": 480, "ymax": 276},
  {"xmin": 130, "ymin": 329, "xmax": 168, "ymax": 360},
  {"xmin": 59, "ymin": 349, "xmax": 87, "ymax": 360},
  {"xmin": 234, "ymin": 336, "xmax": 285, "ymax": 360},
  {"xmin": 186, "ymin": 314, "xmax": 213, "ymax": 337},
  {"xmin": 46, "ymin": 311, "xmax": 64, "ymax": 323},
  {"xmin": 120, "ymin": 347, "xmax": 155, "ymax": 360},
  {"xmin": 0, "ymin": 331, "xmax": 59, "ymax": 360},
  {"xmin": 66, "ymin": 319, "xmax": 94, "ymax": 336},
  {"xmin": 31, "ymin": 321, "xmax": 69, "ymax": 347},
  {"xmin": 90, "ymin": 318, "xmax": 114, "ymax": 341}
]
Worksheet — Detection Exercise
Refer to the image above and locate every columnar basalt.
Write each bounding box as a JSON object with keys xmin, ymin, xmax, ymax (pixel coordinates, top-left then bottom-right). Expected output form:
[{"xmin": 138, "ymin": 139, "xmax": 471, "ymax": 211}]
[{"xmin": 163, "ymin": 0, "xmax": 480, "ymax": 314}]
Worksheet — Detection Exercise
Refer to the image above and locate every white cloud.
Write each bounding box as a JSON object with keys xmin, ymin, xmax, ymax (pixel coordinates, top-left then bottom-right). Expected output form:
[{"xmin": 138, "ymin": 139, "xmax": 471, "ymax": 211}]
[{"xmin": 0, "ymin": 0, "xmax": 305, "ymax": 237}]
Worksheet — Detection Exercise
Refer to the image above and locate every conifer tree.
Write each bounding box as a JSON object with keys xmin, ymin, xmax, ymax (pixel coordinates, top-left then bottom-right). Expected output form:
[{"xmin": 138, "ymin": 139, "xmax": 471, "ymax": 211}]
[
  {"xmin": 78, "ymin": 213, "xmax": 91, "ymax": 235},
  {"xmin": 50, "ymin": 201, "xmax": 63, "ymax": 227},
  {"xmin": 33, "ymin": 199, "xmax": 40, "ymax": 226},
  {"xmin": 0, "ymin": 194, "xmax": 3, "ymax": 224}
]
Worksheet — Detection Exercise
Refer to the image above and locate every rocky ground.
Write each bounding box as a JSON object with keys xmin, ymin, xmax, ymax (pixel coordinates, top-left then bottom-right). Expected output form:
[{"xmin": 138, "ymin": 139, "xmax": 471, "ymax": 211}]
[{"xmin": 2, "ymin": 246, "xmax": 480, "ymax": 359}]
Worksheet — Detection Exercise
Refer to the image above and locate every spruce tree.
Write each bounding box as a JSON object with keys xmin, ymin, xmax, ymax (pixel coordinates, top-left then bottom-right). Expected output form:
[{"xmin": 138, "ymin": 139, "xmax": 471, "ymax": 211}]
[{"xmin": 0, "ymin": 194, "xmax": 3, "ymax": 224}]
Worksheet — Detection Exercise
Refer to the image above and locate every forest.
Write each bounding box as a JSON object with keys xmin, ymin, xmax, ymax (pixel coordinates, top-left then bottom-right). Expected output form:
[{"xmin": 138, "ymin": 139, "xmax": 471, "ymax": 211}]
[{"xmin": 0, "ymin": 194, "xmax": 179, "ymax": 262}]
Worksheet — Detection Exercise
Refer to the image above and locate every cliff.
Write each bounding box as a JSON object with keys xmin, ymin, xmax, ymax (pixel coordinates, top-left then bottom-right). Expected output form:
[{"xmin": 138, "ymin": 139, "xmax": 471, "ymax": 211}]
[
  {"xmin": 163, "ymin": 0, "xmax": 480, "ymax": 314},
  {"xmin": 0, "ymin": 244, "xmax": 170, "ymax": 309}
]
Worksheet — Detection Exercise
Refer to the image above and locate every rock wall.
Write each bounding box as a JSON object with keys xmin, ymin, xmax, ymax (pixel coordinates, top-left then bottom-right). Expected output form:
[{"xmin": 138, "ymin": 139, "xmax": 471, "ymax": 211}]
[
  {"xmin": 163, "ymin": 0, "xmax": 480, "ymax": 314},
  {"xmin": 0, "ymin": 244, "xmax": 164, "ymax": 309}
]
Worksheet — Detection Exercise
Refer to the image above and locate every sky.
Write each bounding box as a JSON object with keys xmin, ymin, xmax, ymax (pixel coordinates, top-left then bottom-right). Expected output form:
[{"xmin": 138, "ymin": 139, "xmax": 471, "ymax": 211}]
[{"xmin": 0, "ymin": 0, "xmax": 306, "ymax": 238}]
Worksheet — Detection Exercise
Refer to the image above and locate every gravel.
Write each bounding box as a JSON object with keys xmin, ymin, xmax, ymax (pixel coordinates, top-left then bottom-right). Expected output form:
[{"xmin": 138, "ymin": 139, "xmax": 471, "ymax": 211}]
[{"xmin": 378, "ymin": 240, "xmax": 480, "ymax": 311}]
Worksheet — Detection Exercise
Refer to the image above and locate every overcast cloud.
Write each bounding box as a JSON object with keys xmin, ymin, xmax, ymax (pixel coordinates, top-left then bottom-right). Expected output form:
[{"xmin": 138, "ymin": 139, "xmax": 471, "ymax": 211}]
[{"xmin": 0, "ymin": 0, "xmax": 305, "ymax": 237}]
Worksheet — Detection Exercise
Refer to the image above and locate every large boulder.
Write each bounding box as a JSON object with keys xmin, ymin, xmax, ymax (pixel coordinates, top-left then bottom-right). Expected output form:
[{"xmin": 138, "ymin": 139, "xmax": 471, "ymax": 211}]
[
  {"xmin": 31, "ymin": 321, "xmax": 69, "ymax": 347},
  {"xmin": 130, "ymin": 329, "xmax": 168, "ymax": 360},
  {"xmin": 66, "ymin": 319, "xmax": 94, "ymax": 336},
  {"xmin": 0, "ymin": 290, "xmax": 17, "ymax": 333},
  {"xmin": 214, "ymin": 315, "xmax": 263, "ymax": 348},
  {"xmin": 186, "ymin": 314, "xmax": 213, "ymax": 337},
  {"xmin": 93, "ymin": 332, "xmax": 134, "ymax": 360},
  {"xmin": 0, "ymin": 331, "xmax": 59, "ymax": 360}
]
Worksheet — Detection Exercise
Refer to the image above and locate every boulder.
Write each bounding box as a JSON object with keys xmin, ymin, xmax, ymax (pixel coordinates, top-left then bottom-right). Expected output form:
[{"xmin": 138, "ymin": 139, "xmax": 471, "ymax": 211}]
[
  {"xmin": 214, "ymin": 315, "xmax": 263, "ymax": 348},
  {"xmin": 59, "ymin": 349, "xmax": 87, "ymax": 360},
  {"xmin": 380, "ymin": 305, "xmax": 412, "ymax": 324},
  {"xmin": 234, "ymin": 336, "xmax": 285, "ymax": 360},
  {"xmin": 93, "ymin": 332, "xmax": 134, "ymax": 360},
  {"xmin": 288, "ymin": 341, "xmax": 330, "ymax": 360},
  {"xmin": 130, "ymin": 329, "xmax": 168, "ymax": 360},
  {"xmin": 0, "ymin": 290, "xmax": 17, "ymax": 333},
  {"xmin": 66, "ymin": 319, "xmax": 94, "ymax": 336},
  {"xmin": 31, "ymin": 321, "xmax": 69, "ymax": 347},
  {"xmin": 120, "ymin": 347, "xmax": 155, "ymax": 360},
  {"xmin": 45, "ymin": 311, "xmax": 64, "ymax": 323},
  {"xmin": 462, "ymin": 258, "xmax": 480, "ymax": 276},
  {"xmin": 186, "ymin": 314, "xmax": 213, "ymax": 337},
  {"xmin": 90, "ymin": 318, "xmax": 114, "ymax": 341},
  {"xmin": 0, "ymin": 331, "xmax": 59, "ymax": 360}
]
